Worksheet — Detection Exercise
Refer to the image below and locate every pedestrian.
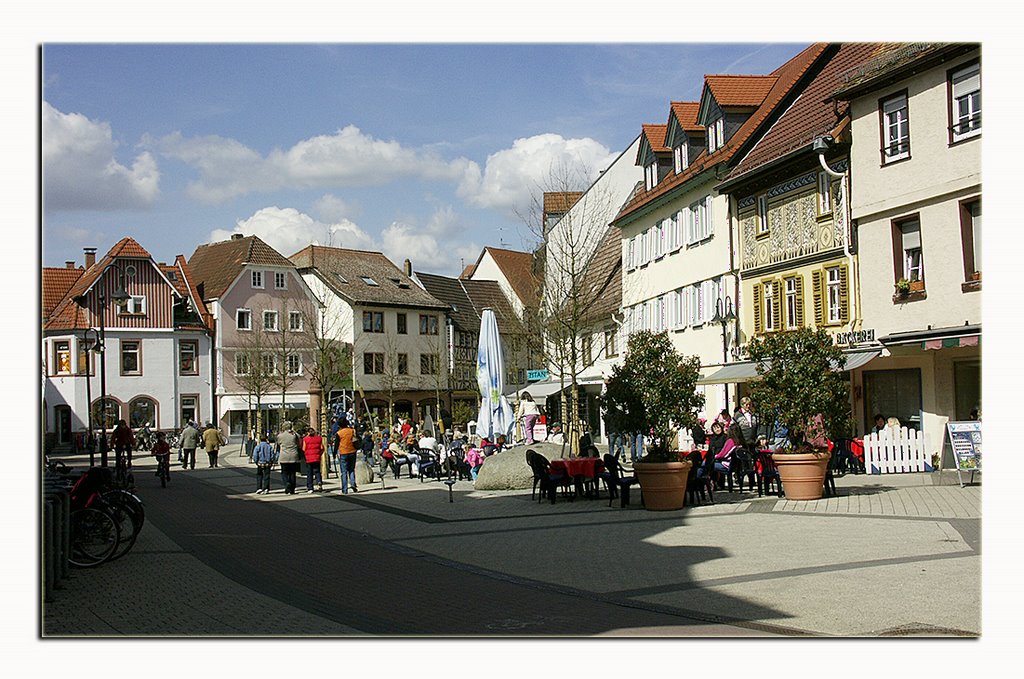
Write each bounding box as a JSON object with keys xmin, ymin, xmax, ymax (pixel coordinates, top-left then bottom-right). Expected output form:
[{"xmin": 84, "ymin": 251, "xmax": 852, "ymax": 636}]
[
  {"xmin": 518, "ymin": 391, "xmax": 540, "ymax": 444},
  {"xmin": 111, "ymin": 419, "xmax": 135, "ymax": 469},
  {"xmin": 180, "ymin": 419, "xmax": 201, "ymax": 470},
  {"xmin": 302, "ymin": 428, "xmax": 325, "ymax": 493},
  {"xmin": 335, "ymin": 417, "xmax": 358, "ymax": 494},
  {"xmin": 151, "ymin": 431, "xmax": 172, "ymax": 480},
  {"xmin": 629, "ymin": 431, "xmax": 644, "ymax": 463},
  {"xmin": 252, "ymin": 434, "xmax": 277, "ymax": 494},
  {"xmin": 360, "ymin": 429, "xmax": 375, "ymax": 465},
  {"xmin": 276, "ymin": 421, "xmax": 303, "ymax": 495},
  {"xmin": 202, "ymin": 422, "xmax": 225, "ymax": 468},
  {"xmin": 714, "ymin": 409, "xmax": 732, "ymax": 431},
  {"xmin": 327, "ymin": 416, "xmax": 341, "ymax": 474}
]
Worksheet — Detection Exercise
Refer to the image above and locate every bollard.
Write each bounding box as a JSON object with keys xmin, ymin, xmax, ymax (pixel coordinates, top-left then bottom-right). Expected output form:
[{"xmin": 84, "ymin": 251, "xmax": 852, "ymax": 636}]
[{"xmin": 443, "ymin": 478, "xmax": 456, "ymax": 503}]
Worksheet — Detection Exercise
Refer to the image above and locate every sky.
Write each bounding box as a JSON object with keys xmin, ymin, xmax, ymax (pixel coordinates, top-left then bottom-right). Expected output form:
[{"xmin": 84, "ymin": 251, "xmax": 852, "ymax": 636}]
[{"xmin": 41, "ymin": 43, "xmax": 807, "ymax": 276}]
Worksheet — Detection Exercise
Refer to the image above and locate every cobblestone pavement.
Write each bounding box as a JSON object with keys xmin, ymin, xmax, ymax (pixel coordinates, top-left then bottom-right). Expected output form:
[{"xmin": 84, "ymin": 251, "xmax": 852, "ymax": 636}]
[{"xmin": 42, "ymin": 446, "xmax": 981, "ymax": 637}]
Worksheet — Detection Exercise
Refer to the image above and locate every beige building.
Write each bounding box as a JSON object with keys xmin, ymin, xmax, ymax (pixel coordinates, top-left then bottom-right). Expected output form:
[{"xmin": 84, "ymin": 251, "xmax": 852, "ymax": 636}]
[{"xmin": 832, "ymin": 43, "xmax": 981, "ymax": 451}]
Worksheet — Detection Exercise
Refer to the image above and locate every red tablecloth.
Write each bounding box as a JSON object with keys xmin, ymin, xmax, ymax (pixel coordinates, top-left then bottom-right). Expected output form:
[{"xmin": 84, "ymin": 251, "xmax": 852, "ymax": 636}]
[{"xmin": 549, "ymin": 457, "xmax": 604, "ymax": 478}]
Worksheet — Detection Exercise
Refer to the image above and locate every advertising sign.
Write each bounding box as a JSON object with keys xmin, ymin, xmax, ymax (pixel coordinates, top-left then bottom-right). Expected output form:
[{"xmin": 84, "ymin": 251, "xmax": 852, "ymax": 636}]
[{"xmin": 944, "ymin": 421, "xmax": 981, "ymax": 487}]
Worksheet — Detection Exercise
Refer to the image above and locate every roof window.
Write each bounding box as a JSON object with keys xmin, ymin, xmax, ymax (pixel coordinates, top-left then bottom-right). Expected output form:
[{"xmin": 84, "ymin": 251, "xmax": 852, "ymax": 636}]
[{"xmin": 360, "ymin": 276, "xmax": 379, "ymax": 286}]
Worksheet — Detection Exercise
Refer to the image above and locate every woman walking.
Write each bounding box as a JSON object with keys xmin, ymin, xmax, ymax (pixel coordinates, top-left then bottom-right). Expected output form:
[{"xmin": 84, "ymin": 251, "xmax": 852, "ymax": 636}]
[
  {"xmin": 252, "ymin": 434, "xmax": 278, "ymax": 494},
  {"xmin": 335, "ymin": 417, "xmax": 358, "ymax": 494},
  {"xmin": 302, "ymin": 428, "xmax": 325, "ymax": 493}
]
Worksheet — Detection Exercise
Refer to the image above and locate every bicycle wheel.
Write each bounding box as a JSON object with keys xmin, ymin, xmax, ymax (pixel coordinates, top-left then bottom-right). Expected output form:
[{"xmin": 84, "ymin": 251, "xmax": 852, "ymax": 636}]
[
  {"xmin": 69, "ymin": 507, "xmax": 120, "ymax": 568},
  {"xmin": 103, "ymin": 498, "xmax": 142, "ymax": 561},
  {"xmin": 102, "ymin": 489, "xmax": 145, "ymax": 529}
]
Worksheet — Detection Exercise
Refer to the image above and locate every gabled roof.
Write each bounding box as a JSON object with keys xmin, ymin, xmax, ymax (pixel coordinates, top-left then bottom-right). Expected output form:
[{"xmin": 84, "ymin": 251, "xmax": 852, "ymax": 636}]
[
  {"xmin": 704, "ymin": 75, "xmax": 778, "ymax": 109},
  {"xmin": 726, "ymin": 43, "xmax": 882, "ymax": 185},
  {"xmin": 614, "ymin": 43, "xmax": 829, "ymax": 226},
  {"xmin": 162, "ymin": 256, "xmax": 214, "ymax": 331},
  {"xmin": 543, "ymin": 192, "xmax": 584, "ymax": 215},
  {"xmin": 639, "ymin": 124, "xmax": 670, "ymax": 159},
  {"xmin": 416, "ymin": 272, "xmax": 520, "ymax": 334},
  {"xmin": 473, "ymin": 247, "xmax": 539, "ymax": 307},
  {"xmin": 42, "ymin": 267, "xmax": 84, "ymax": 319},
  {"xmin": 459, "ymin": 264, "xmax": 477, "ymax": 279},
  {"xmin": 670, "ymin": 102, "xmax": 704, "ymax": 133},
  {"xmin": 581, "ymin": 226, "xmax": 623, "ymax": 321},
  {"xmin": 188, "ymin": 235, "xmax": 295, "ymax": 301},
  {"xmin": 291, "ymin": 245, "xmax": 447, "ymax": 309}
]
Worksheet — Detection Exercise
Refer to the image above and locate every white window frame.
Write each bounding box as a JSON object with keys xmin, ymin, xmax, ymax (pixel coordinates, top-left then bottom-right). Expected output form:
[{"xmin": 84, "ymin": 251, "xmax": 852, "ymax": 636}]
[
  {"xmin": 673, "ymin": 210, "xmax": 684, "ymax": 252},
  {"xmin": 54, "ymin": 340, "xmax": 72, "ymax": 375},
  {"xmin": 764, "ymin": 282, "xmax": 776, "ymax": 332},
  {"xmin": 715, "ymin": 118, "xmax": 724, "ymax": 149},
  {"xmin": 251, "ymin": 270, "xmax": 263, "ymax": 289},
  {"xmin": 119, "ymin": 295, "xmax": 147, "ymax": 316},
  {"xmin": 826, "ymin": 267, "xmax": 843, "ymax": 324},
  {"xmin": 628, "ymin": 238, "xmax": 636, "ymax": 270},
  {"xmin": 234, "ymin": 353, "xmax": 250, "ymax": 376},
  {"xmin": 236, "ymin": 308, "xmax": 252, "ymax": 331},
  {"xmin": 900, "ymin": 220, "xmax": 924, "ymax": 283},
  {"xmin": 951, "ymin": 62, "xmax": 981, "ymax": 142},
  {"xmin": 645, "ymin": 161, "xmax": 658, "ymax": 190},
  {"xmin": 818, "ymin": 172, "xmax": 832, "ymax": 215},
  {"xmin": 263, "ymin": 310, "xmax": 279, "ymax": 332},
  {"xmin": 757, "ymin": 195, "xmax": 769, "ymax": 235},
  {"xmin": 289, "ymin": 310, "xmax": 303, "ymax": 332},
  {"xmin": 286, "ymin": 353, "xmax": 302, "ymax": 376},
  {"xmin": 708, "ymin": 118, "xmax": 724, "ymax": 153},
  {"xmin": 261, "ymin": 353, "xmax": 277, "ymax": 376},
  {"xmin": 274, "ymin": 272, "xmax": 287, "ymax": 290},
  {"xmin": 882, "ymin": 93, "xmax": 910, "ymax": 163},
  {"xmin": 785, "ymin": 277, "xmax": 798, "ymax": 330},
  {"xmin": 673, "ymin": 141, "xmax": 688, "ymax": 173}
]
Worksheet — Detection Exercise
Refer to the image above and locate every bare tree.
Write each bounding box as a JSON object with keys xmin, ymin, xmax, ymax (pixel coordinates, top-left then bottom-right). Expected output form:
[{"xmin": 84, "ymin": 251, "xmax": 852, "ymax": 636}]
[
  {"xmin": 297, "ymin": 298, "xmax": 352, "ymax": 436},
  {"xmin": 375, "ymin": 331, "xmax": 411, "ymax": 430},
  {"xmin": 233, "ymin": 324, "xmax": 276, "ymax": 438}
]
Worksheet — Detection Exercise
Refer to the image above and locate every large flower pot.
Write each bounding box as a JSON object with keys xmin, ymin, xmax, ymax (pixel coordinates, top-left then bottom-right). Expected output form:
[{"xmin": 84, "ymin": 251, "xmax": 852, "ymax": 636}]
[
  {"xmin": 633, "ymin": 460, "xmax": 692, "ymax": 511},
  {"xmin": 772, "ymin": 451, "xmax": 830, "ymax": 500}
]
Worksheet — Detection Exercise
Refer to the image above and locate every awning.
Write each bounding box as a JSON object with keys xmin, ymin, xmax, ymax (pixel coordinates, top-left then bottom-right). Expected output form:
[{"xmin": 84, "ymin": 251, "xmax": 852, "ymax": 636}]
[
  {"xmin": 219, "ymin": 394, "xmax": 309, "ymax": 412},
  {"xmin": 878, "ymin": 324, "xmax": 981, "ymax": 347},
  {"xmin": 697, "ymin": 349, "xmax": 881, "ymax": 385},
  {"xmin": 508, "ymin": 375, "xmax": 606, "ymax": 400}
]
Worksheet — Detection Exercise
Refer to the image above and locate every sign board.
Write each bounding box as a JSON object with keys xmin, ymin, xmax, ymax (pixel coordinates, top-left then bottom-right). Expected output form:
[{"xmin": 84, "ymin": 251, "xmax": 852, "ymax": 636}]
[
  {"xmin": 527, "ymin": 369, "xmax": 549, "ymax": 381},
  {"xmin": 834, "ymin": 329, "xmax": 875, "ymax": 345},
  {"xmin": 942, "ymin": 421, "xmax": 981, "ymax": 487}
]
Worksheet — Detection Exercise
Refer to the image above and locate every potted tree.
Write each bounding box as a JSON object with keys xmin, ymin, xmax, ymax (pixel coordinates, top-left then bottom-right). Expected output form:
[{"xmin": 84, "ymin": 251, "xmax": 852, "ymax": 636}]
[
  {"xmin": 746, "ymin": 327, "xmax": 851, "ymax": 501},
  {"xmin": 600, "ymin": 331, "xmax": 704, "ymax": 510}
]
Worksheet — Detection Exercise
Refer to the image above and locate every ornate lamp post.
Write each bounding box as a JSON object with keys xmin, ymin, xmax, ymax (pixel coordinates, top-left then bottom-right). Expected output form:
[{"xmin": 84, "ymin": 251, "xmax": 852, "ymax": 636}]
[
  {"xmin": 79, "ymin": 327, "xmax": 100, "ymax": 467},
  {"xmin": 711, "ymin": 296, "xmax": 737, "ymax": 412}
]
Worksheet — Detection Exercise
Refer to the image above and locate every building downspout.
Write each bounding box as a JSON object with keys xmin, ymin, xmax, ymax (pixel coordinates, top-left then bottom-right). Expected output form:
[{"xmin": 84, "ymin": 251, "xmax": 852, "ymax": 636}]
[{"xmin": 815, "ymin": 137, "xmax": 860, "ymax": 332}]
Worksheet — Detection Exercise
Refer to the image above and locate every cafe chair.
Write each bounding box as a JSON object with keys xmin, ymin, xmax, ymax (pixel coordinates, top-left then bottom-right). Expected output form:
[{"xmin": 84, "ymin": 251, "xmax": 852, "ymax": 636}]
[
  {"xmin": 600, "ymin": 454, "xmax": 640, "ymax": 508},
  {"xmin": 686, "ymin": 450, "xmax": 715, "ymax": 506},
  {"xmin": 733, "ymin": 447, "xmax": 757, "ymax": 493},
  {"xmin": 417, "ymin": 449, "xmax": 440, "ymax": 482},
  {"xmin": 755, "ymin": 450, "xmax": 783, "ymax": 497},
  {"xmin": 526, "ymin": 450, "xmax": 573, "ymax": 504}
]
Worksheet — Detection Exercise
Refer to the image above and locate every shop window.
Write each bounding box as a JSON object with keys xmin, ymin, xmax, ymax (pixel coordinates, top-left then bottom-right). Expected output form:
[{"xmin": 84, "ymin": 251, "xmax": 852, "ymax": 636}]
[
  {"xmin": 129, "ymin": 397, "xmax": 157, "ymax": 428},
  {"xmin": 864, "ymin": 368, "xmax": 922, "ymax": 433}
]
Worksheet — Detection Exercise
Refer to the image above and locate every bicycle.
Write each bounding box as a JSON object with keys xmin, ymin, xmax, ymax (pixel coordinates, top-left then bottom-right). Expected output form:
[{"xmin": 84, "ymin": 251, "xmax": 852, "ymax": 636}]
[
  {"xmin": 49, "ymin": 464, "xmax": 144, "ymax": 563},
  {"xmin": 155, "ymin": 452, "xmax": 171, "ymax": 488},
  {"xmin": 66, "ymin": 469, "xmax": 122, "ymax": 568}
]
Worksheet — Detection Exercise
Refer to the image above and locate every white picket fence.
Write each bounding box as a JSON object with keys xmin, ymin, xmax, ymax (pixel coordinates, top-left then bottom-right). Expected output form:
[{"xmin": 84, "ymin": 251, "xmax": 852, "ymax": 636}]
[{"xmin": 864, "ymin": 426, "xmax": 932, "ymax": 474}]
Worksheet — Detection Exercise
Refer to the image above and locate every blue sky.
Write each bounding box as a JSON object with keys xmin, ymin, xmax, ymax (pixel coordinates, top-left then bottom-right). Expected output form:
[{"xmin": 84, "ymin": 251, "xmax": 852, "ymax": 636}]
[{"xmin": 42, "ymin": 43, "xmax": 806, "ymax": 276}]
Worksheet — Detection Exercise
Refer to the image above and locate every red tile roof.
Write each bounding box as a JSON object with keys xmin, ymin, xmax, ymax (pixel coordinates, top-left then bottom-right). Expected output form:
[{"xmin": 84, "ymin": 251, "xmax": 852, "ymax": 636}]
[
  {"xmin": 614, "ymin": 43, "xmax": 829, "ymax": 226},
  {"xmin": 459, "ymin": 264, "xmax": 476, "ymax": 279},
  {"xmin": 705, "ymin": 75, "xmax": 778, "ymax": 108},
  {"xmin": 669, "ymin": 102, "xmax": 703, "ymax": 133},
  {"xmin": 727, "ymin": 43, "xmax": 882, "ymax": 183},
  {"xmin": 475, "ymin": 247, "xmax": 539, "ymax": 307},
  {"xmin": 543, "ymin": 192, "xmax": 584, "ymax": 215},
  {"xmin": 641, "ymin": 124, "xmax": 670, "ymax": 154},
  {"xmin": 42, "ymin": 267, "xmax": 84, "ymax": 319},
  {"xmin": 188, "ymin": 235, "xmax": 294, "ymax": 301}
]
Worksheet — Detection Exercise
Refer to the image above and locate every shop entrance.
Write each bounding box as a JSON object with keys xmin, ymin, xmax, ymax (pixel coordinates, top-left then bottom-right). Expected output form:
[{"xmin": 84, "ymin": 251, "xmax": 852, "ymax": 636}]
[
  {"xmin": 864, "ymin": 368, "xmax": 922, "ymax": 431},
  {"xmin": 954, "ymin": 360, "xmax": 981, "ymax": 420}
]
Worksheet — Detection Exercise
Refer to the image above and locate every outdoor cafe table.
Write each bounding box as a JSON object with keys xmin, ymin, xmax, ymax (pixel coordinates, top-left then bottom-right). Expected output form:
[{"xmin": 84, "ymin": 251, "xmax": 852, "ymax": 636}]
[{"xmin": 549, "ymin": 457, "xmax": 605, "ymax": 498}]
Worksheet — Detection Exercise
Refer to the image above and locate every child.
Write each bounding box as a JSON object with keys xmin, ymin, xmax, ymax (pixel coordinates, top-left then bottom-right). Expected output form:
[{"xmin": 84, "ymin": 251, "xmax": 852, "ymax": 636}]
[
  {"xmin": 152, "ymin": 431, "xmax": 172, "ymax": 481},
  {"xmin": 252, "ymin": 434, "xmax": 278, "ymax": 495}
]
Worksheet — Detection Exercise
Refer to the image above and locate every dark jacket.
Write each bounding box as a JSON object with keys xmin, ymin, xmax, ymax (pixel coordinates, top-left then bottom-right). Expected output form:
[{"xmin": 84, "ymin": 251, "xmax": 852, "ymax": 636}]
[
  {"xmin": 707, "ymin": 432, "xmax": 728, "ymax": 457},
  {"xmin": 691, "ymin": 423, "xmax": 707, "ymax": 447},
  {"xmin": 732, "ymin": 408, "xmax": 764, "ymax": 448}
]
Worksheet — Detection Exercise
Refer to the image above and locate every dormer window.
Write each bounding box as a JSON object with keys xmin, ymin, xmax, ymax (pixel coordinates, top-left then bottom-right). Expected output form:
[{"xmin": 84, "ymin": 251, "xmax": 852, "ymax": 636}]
[
  {"xmin": 644, "ymin": 161, "xmax": 658, "ymax": 191},
  {"xmin": 707, "ymin": 118, "xmax": 724, "ymax": 153},
  {"xmin": 673, "ymin": 141, "xmax": 688, "ymax": 173},
  {"xmin": 360, "ymin": 276, "xmax": 379, "ymax": 287}
]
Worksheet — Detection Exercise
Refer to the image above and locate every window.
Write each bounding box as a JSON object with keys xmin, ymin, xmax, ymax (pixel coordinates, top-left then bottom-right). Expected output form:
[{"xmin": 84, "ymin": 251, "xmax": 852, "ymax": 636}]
[
  {"xmin": 236, "ymin": 308, "xmax": 252, "ymax": 331},
  {"xmin": 397, "ymin": 313, "xmax": 407, "ymax": 334},
  {"xmin": 763, "ymin": 282, "xmax": 776, "ymax": 332},
  {"xmin": 121, "ymin": 340, "xmax": 141, "ymax": 375},
  {"xmin": 582, "ymin": 335, "xmax": 593, "ymax": 365},
  {"xmin": 274, "ymin": 272, "xmax": 287, "ymax": 289},
  {"xmin": 627, "ymin": 238, "xmax": 636, "ymax": 270},
  {"xmin": 881, "ymin": 93, "xmax": 910, "ymax": 163},
  {"xmin": 360, "ymin": 276, "xmax": 379, "ymax": 286},
  {"xmin": 673, "ymin": 210, "xmax": 684, "ymax": 251},
  {"xmin": 420, "ymin": 354, "xmax": 439, "ymax": 375},
  {"xmin": 419, "ymin": 314, "xmax": 439, "ymax": 335},
  {"xmin": 261, "ymin": 353, "xmax": 277, "ymax": 376},
  {"xmin": 950, "ymin": 62, "xmax": 981, "ymax": 142},
  {"xmin": 826, "ymin": 267, "xmax": 843, "ymax": 324},
  {"xmin": 687, "ymin": 198, "xmax": 712, "ymax": 244},
  {"xmin": 654, "ymin": 221, "xmax": 665, "ymax": 259},
  {"xmin": 362, "ymin": 311, "xmax": 384, "ymax": 333},
  {"xmin": 251, "ymin": 270, "xmax": 263, "ymax": 289},
  {"xmin": 263, "ymin": 310, "xmax": 278, "ymax": 331},
  {"xmin": 894, "ymin": 219, "xmax": 924, "ymax": 283},
  {"xmin": 289, "ymin": 311, "xmax": 303, "ymax": 332},
  {"xmin": 645, "ymin": 161, "xmax": 658, "ymax": 191},
  {"xmin": 673, "ymin": 141, "xmax": 688, "ymax": 173},
  {"xmin": 235, "ymin": 353, "xmax": 250, "ymax": 376},
  {"xmin": 129, "ymin": 397, "xmax": 156, "ymax": 428},
  {"xmin": 672, "ymin": 288, "xmax": 687, "ymax": 330},
  {"xmin": 92, "ymin": 398, "xmax": 120, "ymax": 431},
  {"xmin": 119, "ymin": 295, "xmax": 146, "ymax": 315},
  {"xmin": 960, "ymin": 199, "xmax": 981, "ymax": 280},
  {"xmin": 707, "ymin": 118, "xmax": 724, "ymax": 153},
  {"xmin": 397, "ymin": 353, "xmax": 408, "ymax": 375},
  {"xmin": 757, "ymin": 195, "xmax": 769, "ymax": 235},
  {"xmin": 179, "ymin": 340, "xmax": 198, "ymax": 375},
  {"xmin": 180, "ymin": 395, "xmax": 197, "ymax": 425},
  {"xmin": 785, "ymin": 277, "xmax": 799, "ymax": 330},
  {"xmin": 54, "ymin": 340, "xmax": 71, "ymax": 375},
  {"xmin": 363, "ymin": 353, "xmax": 384, "ymax": 375},
  {"xmin": 604, "ymin": 327, "xmax": 618, "ymax": 358},
  {"xmin": 286, "ymin": 353, "xmax": 302, "ymax": 376},
  {"xmin": 818, "ymin": 172, "xmax": 832, "ymax": 215}
]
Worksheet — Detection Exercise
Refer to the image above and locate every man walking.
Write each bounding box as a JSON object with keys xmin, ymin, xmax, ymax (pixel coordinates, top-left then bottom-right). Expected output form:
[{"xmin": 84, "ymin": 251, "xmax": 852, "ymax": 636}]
[
  {"xmin": 202, "ymin": 422, "xmax": 225, "ymax": 468},
  {"xmin": 180, "ymin": 420, "xmax": 201, "ymax": 470},
  {"xmin": 252, "ymin": 434, "xmax": 277, "ymax": 494},
  {"xmin": 276, "ymin": 421, "xmax": 303, "ymax": 495}
]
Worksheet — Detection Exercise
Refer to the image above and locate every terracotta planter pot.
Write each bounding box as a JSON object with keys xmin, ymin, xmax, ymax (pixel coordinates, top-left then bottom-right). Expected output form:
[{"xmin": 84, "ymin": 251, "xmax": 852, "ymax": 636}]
[
  {"xmin": 633, "ymin": 460, "xmax": 692, "ymax": 511},
  {"xmin": 772, "ymin": 451, "xmax": 830, "ymax": 501},
  {"xmin": 909, "ymin": 279, "xmax": 925, "ymax": 292}
]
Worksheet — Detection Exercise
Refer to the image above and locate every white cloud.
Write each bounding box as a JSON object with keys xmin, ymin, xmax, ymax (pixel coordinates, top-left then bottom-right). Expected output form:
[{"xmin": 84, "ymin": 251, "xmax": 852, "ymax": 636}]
[
  {"xmin": 378, "ymin": 206, "xmax": 478, "ymax": 277},
  {"xmin": 154, "ymin": 125, "xmax": 479, "ymax": 204},
  {"xmin": 209, "ymin": 206, "xmax": 376, "ymax": 259},
  {"xmin": 457, "ymin": 133, "xmax": 618, "ymax": 214},
  {"xmin": 42, "ymin": 102, "xmax": 160, "ymax": 211},
  {"xmin": 312, "ymin": 194, "xmax": 359, "ymax": 222}
]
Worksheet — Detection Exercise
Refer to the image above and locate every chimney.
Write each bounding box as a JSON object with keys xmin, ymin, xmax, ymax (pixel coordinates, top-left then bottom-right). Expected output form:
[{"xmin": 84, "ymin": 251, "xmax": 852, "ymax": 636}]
[
  {"xmin": 65, "ymin": 261, "xmax": 75, "ymax": 269},
  {"xmin": 404, "ymin": 259, "xmax": 412, "ymax": 276},
  {"xmin": 231, "ymin": 233, "xmax": 244, "ymax": 240},
  {"xmin": 84, "ymin": 248, "xmax": 96, "ymax": 269}
]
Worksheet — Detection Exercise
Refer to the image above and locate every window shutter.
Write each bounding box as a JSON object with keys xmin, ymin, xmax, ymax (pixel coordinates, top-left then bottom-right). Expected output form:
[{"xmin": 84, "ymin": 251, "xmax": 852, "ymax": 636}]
[
  {"xmin": 705, "ymin": 195, "xmax": 714, "ymax": 239},
  {"xmin": 794, "ymin": 275, "xmax": 805, "ymax": 328},
  {"xmin": 812, "ymin": 269, "xmax": 825, "ymax": 326},
  {"xmin": 675, "ymin": 210, "xmax": 684, "ymax": 249},
  {"xmin": 753, "ymin": 283, "xmax": 763, "ymax": 334},
  {"xmin": 669, "ymin": 291, "xmax": 677, "ymax": 328},
  {"xmin": 770, "ymin": 280, "xmax": 782, "ymax": 331},
  {"xmin": 684, "ymin": 206, "xmax": 693, "ymax": 244},
  {"xmin": 838, "ymin": 265, "xmax": 850, "ymax": 324}
]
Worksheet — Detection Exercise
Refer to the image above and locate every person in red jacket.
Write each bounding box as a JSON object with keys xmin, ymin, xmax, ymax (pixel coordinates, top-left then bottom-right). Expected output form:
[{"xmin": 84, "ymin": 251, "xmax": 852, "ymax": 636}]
[
  {"xmin": 302, "ymin": 428, "xmax": 325, "ymax": 493},
  {"xmin": 111, "ymin": 419, "xmax": 135, "ymax": 469}
]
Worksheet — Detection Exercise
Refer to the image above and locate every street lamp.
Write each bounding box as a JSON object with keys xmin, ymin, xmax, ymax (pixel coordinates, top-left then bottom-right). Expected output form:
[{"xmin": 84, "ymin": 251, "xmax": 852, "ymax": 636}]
[
  {"xmin": 75, "ymin": 266, "xmax": 131, "ymax": 467},
  {"xmin": 711, "ymin": 296, "xmax": 737, "ymax": 412},
  {"xmin": 79, "ymin": 327, "xmax": 100, "ymax": 467}
]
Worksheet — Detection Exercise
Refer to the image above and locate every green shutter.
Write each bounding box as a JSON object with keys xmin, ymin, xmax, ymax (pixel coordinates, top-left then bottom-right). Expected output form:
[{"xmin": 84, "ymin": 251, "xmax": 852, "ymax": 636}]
[
  {"xmin": 771, "ymin": 280, "xmax": 782, "ymax": 332},
  {"xmin": 753, "ymin": 283, "xmax": 763, "ymax": 335},
  {"xmin": 812, "ymin": 269, "xmax": 825, "ymax": 327},
  {"xmin": 794, "ymin": 275, "xmax": 805, "ymax": 328},
  {"xmin": 839, "ymin": 264, "xmax": 850, "ymax": 324}
]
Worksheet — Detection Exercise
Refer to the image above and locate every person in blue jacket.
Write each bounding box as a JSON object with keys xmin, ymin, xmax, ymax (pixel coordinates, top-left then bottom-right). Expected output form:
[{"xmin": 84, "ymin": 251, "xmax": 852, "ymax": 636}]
[{"xmin": 252, "ymin": 434, "xmax": 278, "ymax": 495}]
